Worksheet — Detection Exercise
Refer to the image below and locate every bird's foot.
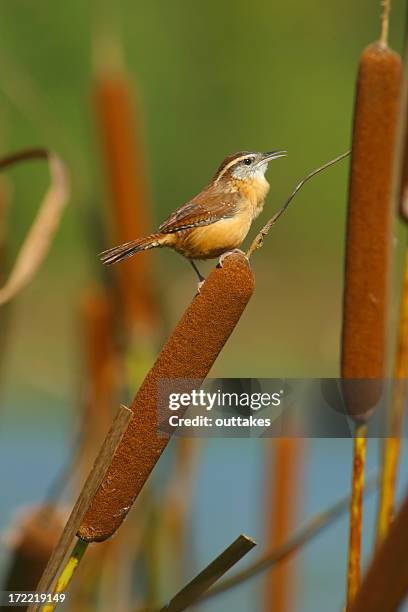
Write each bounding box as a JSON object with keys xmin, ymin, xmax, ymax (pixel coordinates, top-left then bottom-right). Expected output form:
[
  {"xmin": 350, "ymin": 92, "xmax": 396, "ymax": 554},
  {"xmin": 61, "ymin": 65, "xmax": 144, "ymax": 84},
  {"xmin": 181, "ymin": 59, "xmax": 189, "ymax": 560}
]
[{"xmin": 217, "ymin": 249, "xmax": 246, "ymax": 268}]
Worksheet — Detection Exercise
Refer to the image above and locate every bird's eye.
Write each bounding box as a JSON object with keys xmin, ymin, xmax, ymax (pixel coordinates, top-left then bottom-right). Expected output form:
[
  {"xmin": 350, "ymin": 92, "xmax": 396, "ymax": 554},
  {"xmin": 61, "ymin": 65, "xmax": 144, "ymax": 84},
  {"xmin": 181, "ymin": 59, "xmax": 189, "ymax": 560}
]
[{"xmin": 243, "ymin": 158, "xmax": 252, "ymax": 166}]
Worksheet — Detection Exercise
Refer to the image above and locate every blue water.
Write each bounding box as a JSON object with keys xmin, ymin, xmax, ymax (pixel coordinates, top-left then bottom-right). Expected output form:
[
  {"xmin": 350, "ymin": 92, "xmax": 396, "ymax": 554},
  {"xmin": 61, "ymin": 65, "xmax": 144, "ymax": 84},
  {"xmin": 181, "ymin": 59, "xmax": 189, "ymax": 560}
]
[{"xmin": 1, "ymin": 407, "xmax": 408, "ymax": 611}]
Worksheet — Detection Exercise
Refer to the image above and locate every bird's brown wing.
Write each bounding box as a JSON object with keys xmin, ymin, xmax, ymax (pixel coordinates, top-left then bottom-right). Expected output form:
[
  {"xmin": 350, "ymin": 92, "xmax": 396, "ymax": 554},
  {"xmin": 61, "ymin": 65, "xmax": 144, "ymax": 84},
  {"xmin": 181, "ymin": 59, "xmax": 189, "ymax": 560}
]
[{"xmin": 158, "ymin": 187, "xmax": 240, "ymax": 234}]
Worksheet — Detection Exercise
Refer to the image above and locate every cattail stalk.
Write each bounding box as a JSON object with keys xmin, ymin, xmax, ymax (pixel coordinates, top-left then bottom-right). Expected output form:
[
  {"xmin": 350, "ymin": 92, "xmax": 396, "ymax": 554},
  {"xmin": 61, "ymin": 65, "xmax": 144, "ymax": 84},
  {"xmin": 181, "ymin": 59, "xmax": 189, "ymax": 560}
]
[
  {"xmin": 341, "ymin": 4, "xmax": 401, "ymax": 607},
  {"xmin": 346, "ymin": 424, "xmax": 367, "ymax": 605},
  {"xmin": 159, "ymin": 535, "xmax": 256, "ymax": 612},
  {"xmin": 41, "ymin": 539, "xmax": 87, "ymax": 612}
]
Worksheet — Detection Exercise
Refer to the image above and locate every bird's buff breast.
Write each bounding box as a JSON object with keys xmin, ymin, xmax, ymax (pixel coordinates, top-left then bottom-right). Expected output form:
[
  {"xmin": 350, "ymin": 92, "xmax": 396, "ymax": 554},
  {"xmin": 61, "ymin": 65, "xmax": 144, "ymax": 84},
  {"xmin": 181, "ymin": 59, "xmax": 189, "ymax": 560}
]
[{"xmin": 172, "ymin": 211, "xmax": 253, "ymax": 260}]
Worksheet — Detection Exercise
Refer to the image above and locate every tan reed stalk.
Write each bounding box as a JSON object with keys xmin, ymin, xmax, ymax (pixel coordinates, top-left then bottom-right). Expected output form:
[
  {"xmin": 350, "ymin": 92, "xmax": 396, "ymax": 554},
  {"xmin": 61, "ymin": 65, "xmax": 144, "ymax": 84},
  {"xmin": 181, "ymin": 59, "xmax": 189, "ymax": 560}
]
[
  {"xmin": 264, "ymin": 439, "xmax": 303, "ymax": 612},
  {"xmin": 340, "ymin": 3, "xmax": 402, "ymax": 607},
  {"xmin": 29, "ymin": 405, "xmax": 132, "ymax": 612},
  {"xmin": 159, "ymin": 535, "xmax": 256, "ymax": 612}
]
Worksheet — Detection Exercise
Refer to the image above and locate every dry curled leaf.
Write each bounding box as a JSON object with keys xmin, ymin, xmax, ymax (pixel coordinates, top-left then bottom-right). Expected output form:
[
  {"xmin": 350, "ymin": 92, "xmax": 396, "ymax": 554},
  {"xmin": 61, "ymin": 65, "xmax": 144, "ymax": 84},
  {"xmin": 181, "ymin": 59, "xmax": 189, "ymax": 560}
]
[{"xmin": 0, "ymin": 151, "xmax": 69, "ymax": 305}]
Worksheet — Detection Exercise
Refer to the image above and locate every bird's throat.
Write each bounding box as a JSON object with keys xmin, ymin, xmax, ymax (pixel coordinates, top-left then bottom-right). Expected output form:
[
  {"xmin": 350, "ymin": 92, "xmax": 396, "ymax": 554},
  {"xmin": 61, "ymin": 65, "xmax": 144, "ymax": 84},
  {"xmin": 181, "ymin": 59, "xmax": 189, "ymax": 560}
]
[{"xmin": 234, "ymin": 174, "xmax": 270, "ymax": 218}]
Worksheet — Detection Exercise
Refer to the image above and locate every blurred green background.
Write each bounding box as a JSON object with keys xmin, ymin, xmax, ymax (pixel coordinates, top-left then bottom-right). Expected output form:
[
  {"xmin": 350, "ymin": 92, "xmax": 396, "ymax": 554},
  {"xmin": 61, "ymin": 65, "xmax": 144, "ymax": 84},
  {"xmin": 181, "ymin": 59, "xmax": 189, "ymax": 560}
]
[
  {"xmin": 0, "ymin": 2, "xmax": 407, "ymax": 611},
  {"xmin": 0, "ymin": 0, "xmax": 405, "ymax": 401}
]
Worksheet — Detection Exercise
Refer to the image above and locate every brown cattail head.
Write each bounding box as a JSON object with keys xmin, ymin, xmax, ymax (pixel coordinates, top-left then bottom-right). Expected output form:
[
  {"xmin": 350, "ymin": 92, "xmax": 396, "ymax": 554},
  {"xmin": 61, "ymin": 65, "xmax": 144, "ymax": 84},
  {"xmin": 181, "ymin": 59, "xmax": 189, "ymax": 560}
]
[
  {"xmin": 94, "ymin": 73, "xmax": 157, "ymax": 336},
  {"xmin": 341, "ymin": 42, "xmax": 402, "ymax": 420},
  {"xmin": 78, "ymin": 253, "xmax": 254, "ymax": 542}
]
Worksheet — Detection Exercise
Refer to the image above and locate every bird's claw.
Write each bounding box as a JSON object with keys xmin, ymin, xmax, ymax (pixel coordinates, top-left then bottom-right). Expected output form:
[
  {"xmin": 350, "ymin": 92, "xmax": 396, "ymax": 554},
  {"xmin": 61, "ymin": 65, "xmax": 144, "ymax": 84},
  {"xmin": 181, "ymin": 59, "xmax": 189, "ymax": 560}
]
[{"xmin": 217, "ymin": 249, "xmax": 246, "ymax": 268}]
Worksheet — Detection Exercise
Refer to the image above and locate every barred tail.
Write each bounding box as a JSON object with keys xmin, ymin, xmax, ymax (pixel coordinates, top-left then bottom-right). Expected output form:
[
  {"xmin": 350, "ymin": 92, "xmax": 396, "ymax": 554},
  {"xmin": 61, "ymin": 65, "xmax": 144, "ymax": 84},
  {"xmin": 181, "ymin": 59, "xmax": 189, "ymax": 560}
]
[{"xmin": 100, "ymin": 233, "xmax": 167, "ymax": 265}]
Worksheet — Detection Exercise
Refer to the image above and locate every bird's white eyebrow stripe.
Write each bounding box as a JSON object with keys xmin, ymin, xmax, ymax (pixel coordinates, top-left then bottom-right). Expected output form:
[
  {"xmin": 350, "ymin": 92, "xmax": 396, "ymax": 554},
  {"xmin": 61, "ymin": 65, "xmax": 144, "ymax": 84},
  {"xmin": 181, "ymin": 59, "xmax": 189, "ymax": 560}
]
[{"xmin": 216, "ymin": 153, "xmax": 257, "ymax": 180}]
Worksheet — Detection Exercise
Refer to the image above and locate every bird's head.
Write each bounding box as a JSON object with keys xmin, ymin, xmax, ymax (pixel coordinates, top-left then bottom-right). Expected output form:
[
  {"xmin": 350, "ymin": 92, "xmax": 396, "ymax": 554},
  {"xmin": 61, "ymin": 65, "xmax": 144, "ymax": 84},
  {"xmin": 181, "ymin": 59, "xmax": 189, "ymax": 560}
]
[{"xmin": 213, "ymin": 150, "xmax": 287, "ymax": 185}]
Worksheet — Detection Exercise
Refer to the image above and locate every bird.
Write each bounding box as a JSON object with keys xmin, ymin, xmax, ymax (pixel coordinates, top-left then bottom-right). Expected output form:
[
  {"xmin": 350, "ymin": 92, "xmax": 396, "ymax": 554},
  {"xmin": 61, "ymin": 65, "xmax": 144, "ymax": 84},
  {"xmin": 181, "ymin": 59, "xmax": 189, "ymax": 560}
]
[{"xmin": 100, "ymin": 150, "xmax": 286, "ymax": 288}]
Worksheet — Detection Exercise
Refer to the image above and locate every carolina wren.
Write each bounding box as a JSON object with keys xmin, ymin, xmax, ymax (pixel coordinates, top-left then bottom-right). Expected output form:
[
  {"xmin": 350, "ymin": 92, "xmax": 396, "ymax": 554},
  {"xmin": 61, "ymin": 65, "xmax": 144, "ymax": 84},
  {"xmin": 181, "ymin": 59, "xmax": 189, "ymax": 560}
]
[{"xmin": 100, "ymin": 150, "xmax": 286, "ymax": 284}]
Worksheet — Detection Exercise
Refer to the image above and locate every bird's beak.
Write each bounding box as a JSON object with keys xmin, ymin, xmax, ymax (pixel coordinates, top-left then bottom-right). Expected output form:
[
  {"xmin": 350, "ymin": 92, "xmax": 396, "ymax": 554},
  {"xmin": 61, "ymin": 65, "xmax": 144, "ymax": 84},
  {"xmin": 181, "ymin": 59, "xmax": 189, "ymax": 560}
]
[{"xmin": 261, "ymin": 150, "xmax": 288, "ymax": 163}]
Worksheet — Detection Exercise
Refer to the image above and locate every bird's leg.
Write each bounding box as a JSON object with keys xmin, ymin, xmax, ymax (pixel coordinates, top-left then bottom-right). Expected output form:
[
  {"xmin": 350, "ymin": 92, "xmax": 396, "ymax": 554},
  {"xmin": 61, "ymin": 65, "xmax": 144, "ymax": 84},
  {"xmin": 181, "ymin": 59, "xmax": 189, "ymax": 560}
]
[
  {"xmin": 217, "ymin": 249, "xmax": 246, "ymax": 268},
  {"xmin": 188, "ymin": 259, "xmax": 206, "ymax": 292}
]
